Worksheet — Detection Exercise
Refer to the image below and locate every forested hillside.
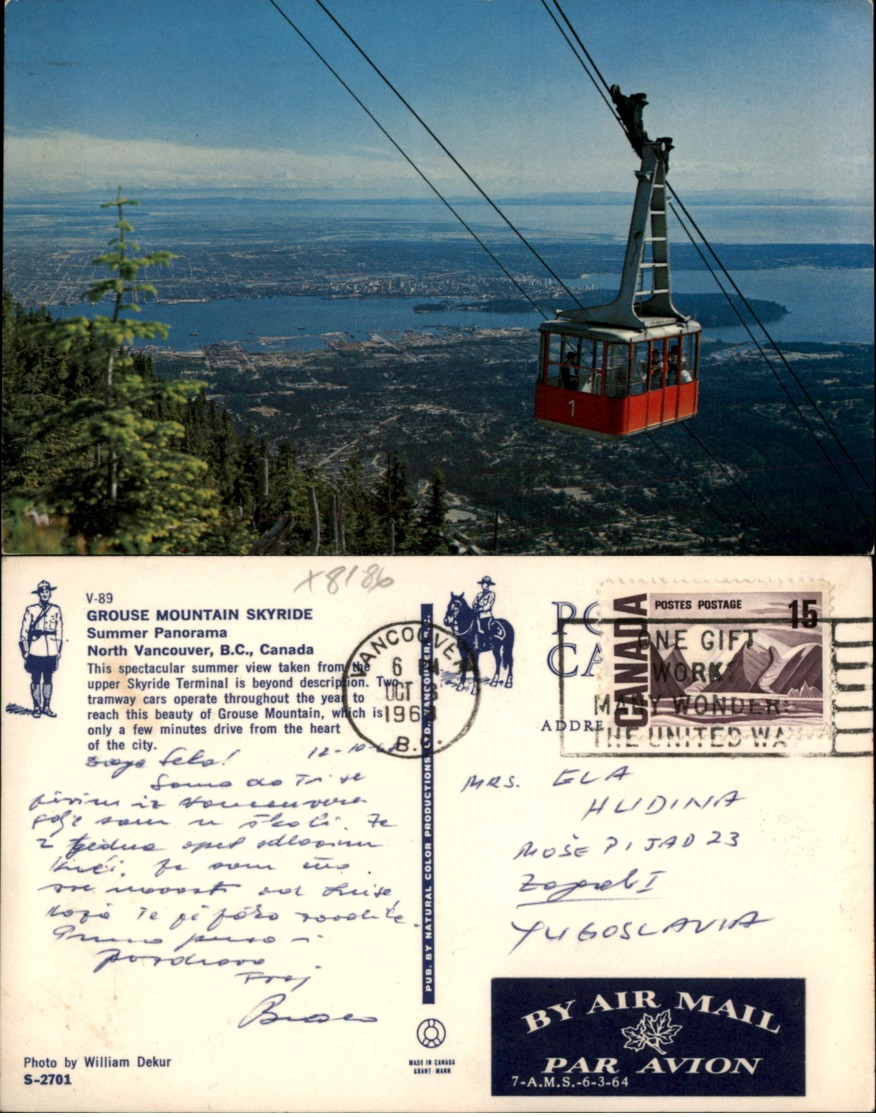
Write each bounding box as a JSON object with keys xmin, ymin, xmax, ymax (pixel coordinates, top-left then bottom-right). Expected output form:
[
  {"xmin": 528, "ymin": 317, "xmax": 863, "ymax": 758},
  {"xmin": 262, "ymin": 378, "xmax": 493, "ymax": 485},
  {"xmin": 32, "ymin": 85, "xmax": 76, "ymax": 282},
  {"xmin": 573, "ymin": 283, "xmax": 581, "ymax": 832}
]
[
  {"xmin": 3, "ymin": 296, "xmax": 451, "ymax": 556},
  {"xmin": 2, "ymin": 196, "xmax": 450, "ymax": 557}
]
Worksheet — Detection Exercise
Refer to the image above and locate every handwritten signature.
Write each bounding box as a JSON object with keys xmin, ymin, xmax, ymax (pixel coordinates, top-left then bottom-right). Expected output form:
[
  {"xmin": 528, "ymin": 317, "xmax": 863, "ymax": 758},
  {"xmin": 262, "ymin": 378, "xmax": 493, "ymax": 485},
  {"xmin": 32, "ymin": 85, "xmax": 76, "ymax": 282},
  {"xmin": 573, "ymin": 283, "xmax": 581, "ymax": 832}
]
[{"xmin": 237, "ymin": 992, "xmax": 378, "ymax": 1028}]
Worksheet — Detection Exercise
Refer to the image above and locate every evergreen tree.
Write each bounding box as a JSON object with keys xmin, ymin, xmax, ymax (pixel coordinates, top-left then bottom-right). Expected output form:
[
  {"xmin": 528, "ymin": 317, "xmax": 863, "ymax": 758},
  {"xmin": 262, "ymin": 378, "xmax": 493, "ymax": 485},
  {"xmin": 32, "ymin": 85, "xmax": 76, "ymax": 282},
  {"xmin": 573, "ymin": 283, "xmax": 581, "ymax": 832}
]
[
  {"xmin": 2, "ymin": 296, "xmax": 72, "ymax": 496},
  {"xmin": 372, "ymin": 449, "xmax": 417, "ymax": 554},
  {"xmin": 417, "ymin": 470, "xmax": 451, "ymax": 555},
  {"xmin": 262, "ymin": 441, "xmax": 312, "ymax": 551},
  {"xmin": 337, "ymin": 454, "xmax": 379, "ymax": 553},
  {"xmin": 177, "ymin": 392, "xmax": 259, "ymax": 554}
]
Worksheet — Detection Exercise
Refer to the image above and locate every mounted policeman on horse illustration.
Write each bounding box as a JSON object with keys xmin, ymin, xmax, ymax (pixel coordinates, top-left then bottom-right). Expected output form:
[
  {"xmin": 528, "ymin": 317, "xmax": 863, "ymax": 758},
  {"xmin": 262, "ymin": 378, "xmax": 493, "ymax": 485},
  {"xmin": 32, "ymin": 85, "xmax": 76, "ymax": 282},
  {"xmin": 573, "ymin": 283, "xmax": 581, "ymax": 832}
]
[{"xmin": 444, "ymin": 576, "xmax": 514, "ymax": 690}]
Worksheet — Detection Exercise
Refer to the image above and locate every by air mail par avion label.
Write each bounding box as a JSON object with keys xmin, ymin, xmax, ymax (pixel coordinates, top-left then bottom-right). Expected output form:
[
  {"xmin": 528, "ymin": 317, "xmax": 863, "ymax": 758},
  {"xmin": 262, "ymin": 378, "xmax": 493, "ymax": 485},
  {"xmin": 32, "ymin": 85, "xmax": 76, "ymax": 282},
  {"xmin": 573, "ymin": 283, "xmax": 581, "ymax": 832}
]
[{"xmin": 491, "ymin": 977, "xmax": 805, "ymax": 1096}]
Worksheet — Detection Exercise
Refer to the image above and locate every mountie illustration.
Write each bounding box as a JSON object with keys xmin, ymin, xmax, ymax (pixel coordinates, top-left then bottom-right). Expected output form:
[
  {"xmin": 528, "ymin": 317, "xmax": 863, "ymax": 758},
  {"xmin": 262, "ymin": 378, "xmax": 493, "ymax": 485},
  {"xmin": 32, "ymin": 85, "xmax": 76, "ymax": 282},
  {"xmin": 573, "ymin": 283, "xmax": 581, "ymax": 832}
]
[
  {"xmin": 15, "ymin": 579, "xmax": 64, "ymax": 719},
  {"xmin": 444, "ymin": 575, "xmax": 514, "ymax": 690}
]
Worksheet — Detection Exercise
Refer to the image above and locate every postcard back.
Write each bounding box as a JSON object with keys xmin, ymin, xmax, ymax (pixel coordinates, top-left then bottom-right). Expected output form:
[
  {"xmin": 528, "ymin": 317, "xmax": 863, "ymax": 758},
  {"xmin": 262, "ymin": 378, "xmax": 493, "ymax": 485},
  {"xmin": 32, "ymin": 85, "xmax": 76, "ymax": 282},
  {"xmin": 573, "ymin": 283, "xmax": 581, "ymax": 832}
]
[{"xmin": 1, "ymin": 554, "xmax": 873, "ymax": 1111}]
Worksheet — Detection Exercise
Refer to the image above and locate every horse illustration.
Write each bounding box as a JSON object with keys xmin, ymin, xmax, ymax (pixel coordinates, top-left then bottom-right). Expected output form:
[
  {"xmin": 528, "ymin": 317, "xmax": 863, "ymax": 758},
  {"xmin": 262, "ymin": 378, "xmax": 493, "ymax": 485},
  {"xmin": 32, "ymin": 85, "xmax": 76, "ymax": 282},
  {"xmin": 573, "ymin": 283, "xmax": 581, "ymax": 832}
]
[{"xmin": 443, "ymin": 593, "xmax": 514, "ymax": 690}]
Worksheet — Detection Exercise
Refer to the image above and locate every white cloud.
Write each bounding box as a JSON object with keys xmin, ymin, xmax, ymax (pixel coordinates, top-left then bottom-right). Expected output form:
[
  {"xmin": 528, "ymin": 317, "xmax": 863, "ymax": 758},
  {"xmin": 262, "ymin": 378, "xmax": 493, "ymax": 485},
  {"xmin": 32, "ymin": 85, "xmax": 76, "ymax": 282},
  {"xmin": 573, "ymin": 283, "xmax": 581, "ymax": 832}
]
[
  {"xmin": 3, "ymin": 129, "xmax": 443, "ymax": 197},
  {"xmin": 2, "ymin": 127, "xmax": 633, "ymax": 202},
  {"xmin": 5, "ymin": 126, "xmax": 871, "ymax": 203}
]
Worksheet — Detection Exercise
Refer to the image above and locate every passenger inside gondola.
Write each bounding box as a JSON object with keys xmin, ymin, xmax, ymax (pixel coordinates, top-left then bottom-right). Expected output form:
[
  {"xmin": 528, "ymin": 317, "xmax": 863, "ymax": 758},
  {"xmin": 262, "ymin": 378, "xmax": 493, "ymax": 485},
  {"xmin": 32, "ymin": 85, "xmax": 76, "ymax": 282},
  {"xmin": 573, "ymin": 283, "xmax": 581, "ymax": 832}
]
[
  {"xmin": 631, "ymin": 354, "xmax": 648, "ymax": 396},
  {"xmin": 578, "ymin": 339, "xmax": 600, "ymax": 393},
  {"xmin": 560, "ymin": 344, "xmax": 579, "ymax": 389},
  {"xmin": 648, "ymin": 347, "xmax": 663, "ymax": 390},
  {"xmin": 667, "ymin": 342, "xmax": 692, "ymax": 385}
]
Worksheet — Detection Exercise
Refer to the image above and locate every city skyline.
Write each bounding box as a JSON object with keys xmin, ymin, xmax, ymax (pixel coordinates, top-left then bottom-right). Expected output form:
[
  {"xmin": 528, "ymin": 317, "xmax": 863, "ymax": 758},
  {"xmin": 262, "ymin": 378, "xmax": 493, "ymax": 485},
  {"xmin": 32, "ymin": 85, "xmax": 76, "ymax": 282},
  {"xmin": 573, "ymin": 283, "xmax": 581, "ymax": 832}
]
[{"xmin": 4, "ymin": 0, "xmax": 873, "ymax": 204}]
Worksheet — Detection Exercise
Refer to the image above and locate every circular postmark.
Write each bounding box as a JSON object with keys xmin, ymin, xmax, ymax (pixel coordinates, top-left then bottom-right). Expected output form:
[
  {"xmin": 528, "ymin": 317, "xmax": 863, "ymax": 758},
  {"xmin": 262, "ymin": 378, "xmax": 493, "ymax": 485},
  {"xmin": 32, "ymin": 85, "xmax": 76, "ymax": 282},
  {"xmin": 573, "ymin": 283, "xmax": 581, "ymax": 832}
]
[
  {"xmin": 416, "ymin": 1018, "xmax": 447, "ymax": 1049},
  {"xmin": 342, "ymin": 619, "xmax": 479, "ymax": 758}
]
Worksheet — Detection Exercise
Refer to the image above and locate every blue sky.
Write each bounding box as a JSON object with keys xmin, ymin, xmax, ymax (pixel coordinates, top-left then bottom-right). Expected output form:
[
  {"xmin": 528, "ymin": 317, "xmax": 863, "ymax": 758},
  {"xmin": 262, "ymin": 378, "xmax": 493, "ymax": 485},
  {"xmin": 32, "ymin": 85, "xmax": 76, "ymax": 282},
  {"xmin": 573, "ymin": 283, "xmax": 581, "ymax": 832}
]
[{"xmin": 4, "ymin": 0, "xmax": 873, "ymax": 201}]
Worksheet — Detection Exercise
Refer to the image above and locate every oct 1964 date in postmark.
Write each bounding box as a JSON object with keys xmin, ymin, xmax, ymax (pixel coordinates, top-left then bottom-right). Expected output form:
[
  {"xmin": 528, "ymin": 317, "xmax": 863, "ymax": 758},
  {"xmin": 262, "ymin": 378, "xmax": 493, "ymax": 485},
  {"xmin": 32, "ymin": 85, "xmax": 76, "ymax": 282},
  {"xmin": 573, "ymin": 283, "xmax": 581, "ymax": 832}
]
[
  {"xmin": 556, "ymin": 584, "xmax": 873, "ymax": 757},
  {"xmin": 342, "ymin": 613, "xmax": 480, "ymax": 758}
]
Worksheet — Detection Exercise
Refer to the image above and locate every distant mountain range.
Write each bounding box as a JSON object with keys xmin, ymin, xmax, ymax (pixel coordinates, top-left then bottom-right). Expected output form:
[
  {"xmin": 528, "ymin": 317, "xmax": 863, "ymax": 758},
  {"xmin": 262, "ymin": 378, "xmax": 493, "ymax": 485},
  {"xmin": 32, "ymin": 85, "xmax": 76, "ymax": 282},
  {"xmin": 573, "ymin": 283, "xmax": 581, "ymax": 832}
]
[{"xmin": 5, "ymin": 189, "xmax": 871, "ymax": 209}]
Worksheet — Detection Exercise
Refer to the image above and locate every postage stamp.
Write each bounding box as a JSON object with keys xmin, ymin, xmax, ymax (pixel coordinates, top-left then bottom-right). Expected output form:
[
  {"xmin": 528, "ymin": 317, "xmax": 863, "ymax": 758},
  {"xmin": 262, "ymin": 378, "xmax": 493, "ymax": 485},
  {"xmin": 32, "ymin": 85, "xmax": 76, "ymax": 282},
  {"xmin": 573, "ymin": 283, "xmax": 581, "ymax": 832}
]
[{"xmin": 556, "ymin": 583, "xmax": 873, "ymax": 757}]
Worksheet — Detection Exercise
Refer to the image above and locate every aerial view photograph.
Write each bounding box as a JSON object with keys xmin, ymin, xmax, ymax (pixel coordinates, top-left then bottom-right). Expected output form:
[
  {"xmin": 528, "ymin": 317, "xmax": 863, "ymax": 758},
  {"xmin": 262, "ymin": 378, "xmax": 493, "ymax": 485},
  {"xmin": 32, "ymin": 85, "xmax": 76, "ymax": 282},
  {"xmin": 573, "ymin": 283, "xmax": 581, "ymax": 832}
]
[{"xmin": 3, "ymin": 0, "xmax": 873, "ymax": 556}]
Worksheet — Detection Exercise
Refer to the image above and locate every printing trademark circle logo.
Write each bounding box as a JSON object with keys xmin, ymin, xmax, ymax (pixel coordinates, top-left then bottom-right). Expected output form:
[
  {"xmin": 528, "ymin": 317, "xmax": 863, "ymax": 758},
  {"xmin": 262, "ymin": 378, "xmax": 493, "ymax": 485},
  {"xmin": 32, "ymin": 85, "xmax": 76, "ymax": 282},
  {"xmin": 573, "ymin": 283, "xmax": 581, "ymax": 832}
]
[{"xmin": 417, "ymin": 1018, "xmax": 446, "ymax": 1048}]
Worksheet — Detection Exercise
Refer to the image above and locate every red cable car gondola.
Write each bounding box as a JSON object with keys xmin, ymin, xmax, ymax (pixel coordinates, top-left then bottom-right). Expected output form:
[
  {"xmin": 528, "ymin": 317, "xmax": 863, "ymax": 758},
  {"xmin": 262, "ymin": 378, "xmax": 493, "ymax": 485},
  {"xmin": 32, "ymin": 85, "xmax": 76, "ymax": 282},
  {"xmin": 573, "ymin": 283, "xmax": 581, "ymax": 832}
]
[{"xmin": 535, "ymin": 120, "xmax": 701, "ymax": 440}]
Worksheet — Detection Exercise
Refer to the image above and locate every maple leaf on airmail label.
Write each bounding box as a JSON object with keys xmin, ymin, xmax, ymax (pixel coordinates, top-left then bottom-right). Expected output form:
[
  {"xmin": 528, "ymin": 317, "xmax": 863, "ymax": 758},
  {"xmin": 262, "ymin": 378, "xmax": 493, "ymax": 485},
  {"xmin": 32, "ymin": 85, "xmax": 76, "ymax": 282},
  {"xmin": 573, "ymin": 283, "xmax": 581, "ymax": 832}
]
[{"xmin": 621, "ymin": 1010, "xmax": 683, "ymax": 1056}]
